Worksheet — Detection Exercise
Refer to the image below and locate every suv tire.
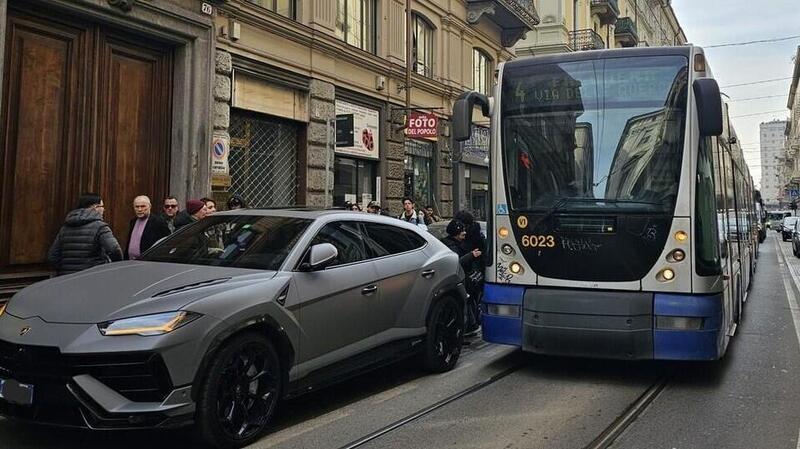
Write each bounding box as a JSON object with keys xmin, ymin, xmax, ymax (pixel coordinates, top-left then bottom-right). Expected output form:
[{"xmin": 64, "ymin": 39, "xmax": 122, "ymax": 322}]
[
  {"xmin": 196, "ymin": 332, "xmax": 281, "ymax": 448},
  {"xmin": 422, "ymin": 296, "xmax": 464, "ymax": 373}
]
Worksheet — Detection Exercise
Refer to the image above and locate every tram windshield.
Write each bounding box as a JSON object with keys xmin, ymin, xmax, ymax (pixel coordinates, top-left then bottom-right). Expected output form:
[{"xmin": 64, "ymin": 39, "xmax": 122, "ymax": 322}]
[{"xmin": 501, "ymin": 55, "xmax": 689, "ymax": 215}]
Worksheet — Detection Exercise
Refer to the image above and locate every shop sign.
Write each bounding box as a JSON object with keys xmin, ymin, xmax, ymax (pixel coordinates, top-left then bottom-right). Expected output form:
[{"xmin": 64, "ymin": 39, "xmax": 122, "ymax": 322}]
[
  {"xmin": 461, "ymin": 125, "xmax": 490, "ymax": 166},
  {"xmin": 406, "ymin": 112, "xmax": 438, "ymax": 139},
  {"xmin": 211, "ymin": 137, "xmax": 231, "ymax": 187},
  {"xmin": 335, "ymin": 100, "xmax": 379, "ymax": 160}
]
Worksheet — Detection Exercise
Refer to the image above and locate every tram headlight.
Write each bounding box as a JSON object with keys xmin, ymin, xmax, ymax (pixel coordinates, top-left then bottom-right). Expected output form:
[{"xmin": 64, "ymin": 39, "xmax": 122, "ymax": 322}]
[
  {"xmin": 667, "ymin": 249, "xmax": 686, "ymax": 263},
  {"xmin": 501, "ymin": 244, "xmax": 515, "ymax": 256},
  {"xmin": 657, "ymin": 268, "xmax": 676, "ymax": 282},
  {"xmin": 498, "ymin": 227, "xmax": 510, "ymax": 239},
  {"xmin": 674, "ymin": 231, "xmax": 688, "ymax": 242},
  {"xmin": 509, "ymin": 262, "xmax": 524, "ymax": 274}
]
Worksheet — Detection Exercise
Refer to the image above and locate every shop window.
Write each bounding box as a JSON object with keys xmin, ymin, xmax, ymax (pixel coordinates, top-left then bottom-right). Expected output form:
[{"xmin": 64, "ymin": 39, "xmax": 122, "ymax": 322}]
[
  {"xmin": 247, "ymin": 0, "xmax": 296, "ymax": 19},
  {"xmin": 472, "ymin": 49, "xmax": 492, "ymax": 96},
  {"xmin": 336, "ymin": 0, "xmax": 376, "ymax": 53},
  {"xmin": 413, "ymin": 14, "xmax": 434, "ymax": 78},
  {"xmin": 404, "ymin": 139, "xmax": 434, "ymax": 207},
  {"xmin": 334, "ymin": 157, "xmax": 377, "ymax": 207}
]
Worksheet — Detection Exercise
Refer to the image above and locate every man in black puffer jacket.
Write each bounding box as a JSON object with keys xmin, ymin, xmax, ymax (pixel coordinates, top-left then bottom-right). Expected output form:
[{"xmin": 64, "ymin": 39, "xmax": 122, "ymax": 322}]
[{"xmin": 47, "ymin": 193, "xmax": 123, "ymax": 275}]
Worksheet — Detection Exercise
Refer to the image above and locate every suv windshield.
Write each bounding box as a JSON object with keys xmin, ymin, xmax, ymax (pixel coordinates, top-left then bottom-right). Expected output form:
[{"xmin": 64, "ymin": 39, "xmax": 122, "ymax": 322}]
[
  {"xmin": 502, "ymin": 55, "xmax": 689, "ymax": 215},
  {"xmin": 143, "ymin": 215, "xmax": 312, "ymax": 270}
]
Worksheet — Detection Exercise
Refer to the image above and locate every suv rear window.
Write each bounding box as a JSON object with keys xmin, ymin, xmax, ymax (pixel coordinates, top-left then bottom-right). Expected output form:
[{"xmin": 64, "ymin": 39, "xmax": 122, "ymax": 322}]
[{"xmin": 362, "ymin": 223, "xmax": 426, "ymax": 257}]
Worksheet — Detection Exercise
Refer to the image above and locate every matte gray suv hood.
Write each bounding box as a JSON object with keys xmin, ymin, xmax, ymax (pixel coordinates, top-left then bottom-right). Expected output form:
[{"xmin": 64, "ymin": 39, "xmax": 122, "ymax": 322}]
[{"xmin": 8, "ymin": 261, "xmax": 271, "ymax": 324}]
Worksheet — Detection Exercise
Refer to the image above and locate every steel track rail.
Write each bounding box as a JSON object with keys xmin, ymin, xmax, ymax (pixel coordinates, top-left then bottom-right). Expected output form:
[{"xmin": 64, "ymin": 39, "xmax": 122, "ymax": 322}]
[
  {"xmin": 582, "ymin": 370, "xmax": 674, "ymax": 449},
  {"xmin": 337, "ymin": 363, "xmax": 523, "ymax": 449}
]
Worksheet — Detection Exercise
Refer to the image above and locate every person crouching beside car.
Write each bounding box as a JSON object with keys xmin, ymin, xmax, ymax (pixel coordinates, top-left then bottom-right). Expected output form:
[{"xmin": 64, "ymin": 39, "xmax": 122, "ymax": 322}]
[{"xmin": 441, "ymin": 220, "xmax": 482, "ymax": 336}]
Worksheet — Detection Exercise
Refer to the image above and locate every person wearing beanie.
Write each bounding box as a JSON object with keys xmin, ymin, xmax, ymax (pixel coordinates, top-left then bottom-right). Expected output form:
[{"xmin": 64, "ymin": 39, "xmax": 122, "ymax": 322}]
[{"xmin": 174, "ymin": 199, "xmax": 208, "ymax": 230}]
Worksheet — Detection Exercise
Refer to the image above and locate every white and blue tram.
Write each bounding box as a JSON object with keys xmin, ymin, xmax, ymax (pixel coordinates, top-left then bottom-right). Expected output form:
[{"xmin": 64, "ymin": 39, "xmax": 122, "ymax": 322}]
[{"xmin": 453, "ymin": 46, "xmax": 758, "ymax": 360}]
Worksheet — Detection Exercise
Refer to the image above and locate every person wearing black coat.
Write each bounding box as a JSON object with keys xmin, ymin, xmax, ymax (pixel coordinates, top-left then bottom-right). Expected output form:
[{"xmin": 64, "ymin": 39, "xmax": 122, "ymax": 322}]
[
  {"xmin": 47, "ymin": 193, "xmax": 123, "ymax": 275},
  {"xmin": 126, "ymin": 195, "xmax": 172, "ymax": 260},
  {"xmin": 441, "ymin": 220, "xmax": 483, "ymax": 335}
]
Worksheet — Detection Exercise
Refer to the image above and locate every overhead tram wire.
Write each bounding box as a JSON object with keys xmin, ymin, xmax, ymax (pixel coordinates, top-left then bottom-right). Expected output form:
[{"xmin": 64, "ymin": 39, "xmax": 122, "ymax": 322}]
[
  {"xmin": 704, "ymin": 34, "xmax": 800, "ymax": 49},
  {"xmin": 729, "ymin": 94, "xmax": 789, "ymax": 103},
  {"xmin": 721, "ymin": 77, "xmax": 796, "ymax": 89},
  {"xmin": 730, "ymin": 109, "xmax": 790, "ymax": 119}
]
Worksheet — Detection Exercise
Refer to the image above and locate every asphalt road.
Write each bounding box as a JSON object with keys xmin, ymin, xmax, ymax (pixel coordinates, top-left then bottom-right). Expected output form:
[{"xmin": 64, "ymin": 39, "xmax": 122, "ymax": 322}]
[{"xmin": 1, "ymin": 234, "xmax": 799, "ymax": 449}]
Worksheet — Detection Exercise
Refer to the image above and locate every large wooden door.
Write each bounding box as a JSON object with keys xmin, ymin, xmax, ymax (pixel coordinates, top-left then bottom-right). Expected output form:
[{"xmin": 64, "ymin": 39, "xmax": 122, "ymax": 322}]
[
  {"xmin": 0, "ymin": 4, "xmax": 173, "ymax": 291},
  {"xmin": 97, "ymin": 31, "xmax": 172, "ymax": 248}
]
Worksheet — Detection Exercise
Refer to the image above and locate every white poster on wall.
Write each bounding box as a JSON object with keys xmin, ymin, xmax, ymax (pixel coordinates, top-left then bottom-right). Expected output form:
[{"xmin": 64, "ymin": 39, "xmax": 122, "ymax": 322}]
[{"xmin": 335, "ymin": 100, "xmax": 380, "ymax": 160}]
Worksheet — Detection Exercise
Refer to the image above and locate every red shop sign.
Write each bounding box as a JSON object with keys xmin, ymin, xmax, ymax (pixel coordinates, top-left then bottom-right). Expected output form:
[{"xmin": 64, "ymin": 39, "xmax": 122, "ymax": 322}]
[{"xmin": 406, "ymin": 112, "xmax": 438, "ymax": 138}]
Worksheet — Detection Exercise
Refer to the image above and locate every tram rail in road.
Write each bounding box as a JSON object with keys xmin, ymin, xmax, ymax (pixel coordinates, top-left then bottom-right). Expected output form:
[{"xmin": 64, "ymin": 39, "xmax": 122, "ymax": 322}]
[{"xmin": 337, "ymin": 357, "xmax": 675, "ymax": 449}]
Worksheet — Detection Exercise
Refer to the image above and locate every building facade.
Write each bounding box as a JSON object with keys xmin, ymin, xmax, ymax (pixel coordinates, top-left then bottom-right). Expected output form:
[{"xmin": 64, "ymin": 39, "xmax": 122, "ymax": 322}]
[
  {"xmin": 784, "ymin": 46, "xmax": 800, "ymax": 208},
  {"xmin": 0, "ymin": 0, "xmax": 215, "ymax": 294},
  {"xmin": 515, "ymin": 0, "xmax": 685, "ymax": 56},
  {"xmin": 760, "ymin": 120, "xmax": 788, "ymax": 208},
  {"xmin": 211, "ymin": 0, "xmax": 539, "ymax": 221}
]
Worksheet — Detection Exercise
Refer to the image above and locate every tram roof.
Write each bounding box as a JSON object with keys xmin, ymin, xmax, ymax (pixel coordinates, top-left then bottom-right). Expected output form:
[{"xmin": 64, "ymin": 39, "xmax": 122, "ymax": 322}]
[{"xmin": 504, "ymin": 46, "xmax": 694, "ymax": 70}]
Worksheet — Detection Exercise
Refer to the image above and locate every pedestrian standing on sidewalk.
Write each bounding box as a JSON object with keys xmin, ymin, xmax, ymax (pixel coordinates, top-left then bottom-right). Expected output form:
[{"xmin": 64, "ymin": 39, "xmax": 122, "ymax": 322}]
[
  {"xmin": 398, "ymin": 197, "xmax": 428, "ymax": 231},
  {"xmin": 202, "ymin": 197, "xmax": 217, "ymax": 214},
  {"xmin": 174, "ymin": 199, "xmax": 208, "ymax": 229},
  {"xmin": 126, "ymin": 195, "xmax": 170, "ymax": 260},
  {"xmin": 47, "ymin": 193, "xmax": 123, "ymax": 275},
  {"xmin": 161, "ymin": 196, "xmax": 180, "ymax": 233},
  {"xmin": 227, "ymin": 194, "xmax": 247, "ymax": 210},
  {"xmin": 423, "ymin": 205, "xmax": 441, "ymax": 225}
]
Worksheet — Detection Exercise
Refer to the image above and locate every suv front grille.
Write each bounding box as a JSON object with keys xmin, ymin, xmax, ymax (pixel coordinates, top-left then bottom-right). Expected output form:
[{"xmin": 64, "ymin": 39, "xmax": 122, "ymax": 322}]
[{"xmin": 0, "ymin": 339, "xmax": 173, "ymax": 403}]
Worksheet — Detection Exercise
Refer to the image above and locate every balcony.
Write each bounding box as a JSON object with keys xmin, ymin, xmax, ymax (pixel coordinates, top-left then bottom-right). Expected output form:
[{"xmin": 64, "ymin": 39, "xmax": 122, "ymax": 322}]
[
  {"xmin": 466, "ymin": 0, "xmax": 541, "ymax": 47},
  {"xmin": 570, "ymin": 29, "xmax": 606, "ymax": 52},
  {"xmin": 614, "ymin": 17, "xmax": 638, "ymax": 47},
  {"xmin": 591, "ymin": 0, "xmax": 619, "ymax": 25}
]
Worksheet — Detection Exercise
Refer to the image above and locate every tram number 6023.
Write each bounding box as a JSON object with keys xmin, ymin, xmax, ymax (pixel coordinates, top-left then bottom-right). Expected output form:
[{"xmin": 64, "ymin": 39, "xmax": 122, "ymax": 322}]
[{"xmin": 521, "ymin": 235, "xmax": 556, "ymax": 248}]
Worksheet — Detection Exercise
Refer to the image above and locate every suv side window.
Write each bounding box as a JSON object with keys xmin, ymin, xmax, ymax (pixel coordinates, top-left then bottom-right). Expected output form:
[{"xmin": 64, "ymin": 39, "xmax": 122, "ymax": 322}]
[
  {"xmin": 309, "ymin": 221, "xmax": 367, "ymax": 267},
  {"xmin": 363, "ymin": 223, "xmax": 426, "ymax": 258}
]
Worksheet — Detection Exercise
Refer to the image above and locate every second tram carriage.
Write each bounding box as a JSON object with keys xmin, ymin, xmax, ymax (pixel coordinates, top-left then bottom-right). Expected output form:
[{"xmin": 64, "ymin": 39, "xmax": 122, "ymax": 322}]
[{"xmin": 454, "ymin": 46, "xmax": 758, "ymax": 360}]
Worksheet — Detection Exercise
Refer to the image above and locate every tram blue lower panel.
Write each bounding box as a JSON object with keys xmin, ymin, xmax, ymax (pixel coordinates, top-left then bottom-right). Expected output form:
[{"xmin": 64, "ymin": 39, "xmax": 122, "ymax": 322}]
[
  {"xmin": 481, "ymin": 284, "xmax": 727, "ymax": 360},
  {"xmin": 481, "ymin": 283, "xmax": 524, "ymax": 347},
  {"xmin": 653, "ymin": 293, "xmax": 724, "ymax": 360}
]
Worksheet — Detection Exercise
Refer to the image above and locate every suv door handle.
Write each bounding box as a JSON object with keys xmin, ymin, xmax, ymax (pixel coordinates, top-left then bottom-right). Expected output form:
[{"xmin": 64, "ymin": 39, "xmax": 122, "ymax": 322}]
[
  {"xmin": 421, "ymin": 269, "xmax": 435, "ymax": 279},
  {"xmin": 361, "ymin": 285, "xmax": 378, "ymax": 295}
]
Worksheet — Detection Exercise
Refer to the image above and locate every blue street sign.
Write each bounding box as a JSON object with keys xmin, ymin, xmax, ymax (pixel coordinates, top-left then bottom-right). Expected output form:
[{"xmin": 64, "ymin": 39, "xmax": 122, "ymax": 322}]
[{"xmin": 791, "ymin": 189, "xmax": 799, "ymax": 198}]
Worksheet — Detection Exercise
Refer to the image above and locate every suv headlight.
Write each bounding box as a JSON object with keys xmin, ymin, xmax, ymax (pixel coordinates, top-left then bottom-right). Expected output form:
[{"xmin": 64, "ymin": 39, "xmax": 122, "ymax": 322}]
[
  {"xmin": 0, "ymin": 300, "xmax": 7, "ymax": 317},
  {"xmin": 98, "ymin": 311, "xmax": 201, "ymax": 336}
]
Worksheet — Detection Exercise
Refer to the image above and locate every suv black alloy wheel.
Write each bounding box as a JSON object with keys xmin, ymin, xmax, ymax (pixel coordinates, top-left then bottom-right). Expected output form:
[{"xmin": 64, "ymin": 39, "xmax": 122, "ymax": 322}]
[{"xmin": 196, "ymin": 332, "xmax": 281, "ymax": 449}]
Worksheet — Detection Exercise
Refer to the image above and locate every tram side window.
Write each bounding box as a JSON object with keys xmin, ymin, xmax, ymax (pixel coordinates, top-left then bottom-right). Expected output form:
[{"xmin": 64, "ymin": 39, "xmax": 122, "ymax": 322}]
[
  {"xmin": 696, "ymin": 137, "xmax": 721, "ymax": 276},
  {"xmin": 712, "ymin": 138, "xmax": 728, "ymax": 260},
  {"xmin": 723, "ymin": 151, "xmax": 740, "ymax": 259}
]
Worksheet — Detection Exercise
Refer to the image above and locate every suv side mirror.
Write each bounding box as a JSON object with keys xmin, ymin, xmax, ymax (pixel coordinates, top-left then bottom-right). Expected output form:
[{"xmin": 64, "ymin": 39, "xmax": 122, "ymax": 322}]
[
  {"xmin": 300, "ymin": 243, "xmax": 338, "ymax": 271},
  {"xmin": 693, "ymin": 78, "xmax": 723, "ymax": 137},
  {"xmin": 453, "ymin": 91, "xmax": 490, "ymax": 142}
]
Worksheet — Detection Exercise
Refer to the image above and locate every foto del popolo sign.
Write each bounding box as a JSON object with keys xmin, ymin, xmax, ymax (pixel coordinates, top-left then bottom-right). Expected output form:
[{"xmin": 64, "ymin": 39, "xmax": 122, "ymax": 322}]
[{"xmin": 405, "ymin": 112, "xmax": 438, "ymax": 139}]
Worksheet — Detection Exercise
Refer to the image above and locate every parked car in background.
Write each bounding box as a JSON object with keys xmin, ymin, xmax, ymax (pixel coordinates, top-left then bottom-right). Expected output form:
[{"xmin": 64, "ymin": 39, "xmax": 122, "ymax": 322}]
[
  {"xmin": 791, "ymin": 221, "xmax": 800, "ymax": 257},
  {"xmin": 782, "ymin": 216, "xmax": 799, "ymax": 241},
  {"xmin": 0, "ymin": 210, "xmax": 467, "ymax": 448},
  {"xmin": 769, "ymin": 211, "xmax": 792, "ymax": 232}
]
